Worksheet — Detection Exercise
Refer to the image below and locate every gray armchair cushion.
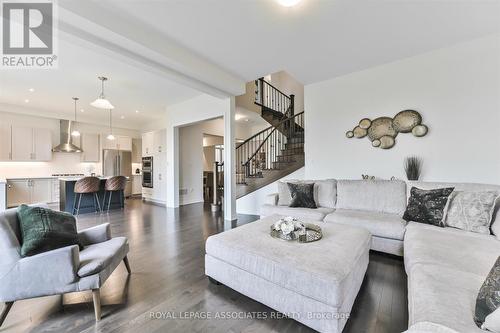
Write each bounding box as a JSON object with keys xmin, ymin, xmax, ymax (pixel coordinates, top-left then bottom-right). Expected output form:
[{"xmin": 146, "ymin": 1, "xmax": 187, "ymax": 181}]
[{"xmin": 78, "ymin": 237, "xmax": 128, "ymax": 278}]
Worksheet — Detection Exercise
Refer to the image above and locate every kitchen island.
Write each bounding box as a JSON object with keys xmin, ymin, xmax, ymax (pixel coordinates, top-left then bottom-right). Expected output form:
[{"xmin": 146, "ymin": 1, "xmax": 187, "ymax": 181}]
[{"xmin": 59, "ymin": 177, "xmax": 126, "ymax": 214}]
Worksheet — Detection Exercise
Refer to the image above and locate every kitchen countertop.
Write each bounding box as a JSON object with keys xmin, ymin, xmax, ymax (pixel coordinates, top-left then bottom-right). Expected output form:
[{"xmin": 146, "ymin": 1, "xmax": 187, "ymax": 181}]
[
  {"xmin": 59, "ymin": 176, "xmax": 129, "ymax": 181},
  {"xmin": 6, "ymin": 176, "xmax": 60, "ymax": 180},
  {"xmin": 5, "ymin": 176, "xmax": 104, "ymax": 181}
]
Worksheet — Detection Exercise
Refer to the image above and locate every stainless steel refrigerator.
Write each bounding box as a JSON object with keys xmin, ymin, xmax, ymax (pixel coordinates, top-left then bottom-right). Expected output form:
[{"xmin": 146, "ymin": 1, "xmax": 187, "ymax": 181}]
[{"xmin": 102, "ymin": 149, "xmax": 132, "ymax": 196}]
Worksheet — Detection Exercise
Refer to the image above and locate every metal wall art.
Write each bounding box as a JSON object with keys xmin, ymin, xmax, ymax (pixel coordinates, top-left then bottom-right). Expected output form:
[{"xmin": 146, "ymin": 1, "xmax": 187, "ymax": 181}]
[{"xmin": 346, "ymin": 110, "xmax": 428, "ymax": 149}]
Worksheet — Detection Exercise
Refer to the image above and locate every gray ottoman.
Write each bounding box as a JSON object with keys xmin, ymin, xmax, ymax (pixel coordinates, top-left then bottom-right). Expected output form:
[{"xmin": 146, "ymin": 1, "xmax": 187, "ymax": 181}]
[{"xmin": 205, "ymin": 215, "xmax": 371, "ymax": 333}]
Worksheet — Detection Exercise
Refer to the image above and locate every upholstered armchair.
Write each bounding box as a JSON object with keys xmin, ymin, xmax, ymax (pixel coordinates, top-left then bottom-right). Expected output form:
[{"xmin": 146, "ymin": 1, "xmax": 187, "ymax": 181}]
[{"xmin": 0, "ymin": 204, "xmax": 130, "ymax": 326}]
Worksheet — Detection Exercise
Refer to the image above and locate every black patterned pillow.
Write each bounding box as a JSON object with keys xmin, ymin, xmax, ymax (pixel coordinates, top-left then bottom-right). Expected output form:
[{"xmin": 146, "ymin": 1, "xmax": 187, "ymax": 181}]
[
  {"xmin": 287, "ymin": 183, "xmax": 317, "ymax": 209},
  {"xmin": 475, "ymin": 256, "xmax": 500, "ymax": 331},
  {"xmin": 403, "ymin": 187, "xmax": 454, "ymax": 226}
]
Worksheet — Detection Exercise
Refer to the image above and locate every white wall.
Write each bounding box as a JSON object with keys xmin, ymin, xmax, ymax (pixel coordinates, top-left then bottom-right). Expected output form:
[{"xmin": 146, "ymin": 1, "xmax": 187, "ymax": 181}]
[
  {"xmin": 0, "ymin": 111, "xmax": 141, "ymax": 178},
  {"xmin": 270, "ymin": 71, "xmax": 305, "ymax": 113},
  {"xmin": 236, "ymin": 167, "xmax": 305, "ymax": 215},
  {"xmin": 178, "ymin": 117, "xmax": 251, "ymax": 206},
  {"xmin": 305, "ymin": 34, "xmax": 500, "ymax": 185},
  {"xmin": 179, "ymin": 124, "xmax": 205, "ymax": 205},
  {"xmin": 165, "ymin": 94, "xmax": 231, "ymax": 208}
]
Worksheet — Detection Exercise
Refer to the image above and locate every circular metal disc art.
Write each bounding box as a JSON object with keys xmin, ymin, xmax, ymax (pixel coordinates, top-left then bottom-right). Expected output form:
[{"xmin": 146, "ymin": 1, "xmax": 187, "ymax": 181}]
[
  {"xmin": 412, "ymin": 124, "xmax": 428, "ymax": 137},
  {"xmin": 379, "ymin": 135, "xmax": 395, "ymax": 149},
  {"xmin": 346, "ymin": 110, "xmax": 427, "ymax": 149},
  {"xmin": 393, "ymin": 110, "xmax": 422, "ymax": 133},
  {"xmin": 359, "ymin": 118, "xmax": 372, "ymax": 129},
  {"xmin": 367, "ymin": 117, "xmax": 397, "ymax": 141},
  {"xmin": 353, "ymin": 126, "xmax": 367, "ymax": 138}
]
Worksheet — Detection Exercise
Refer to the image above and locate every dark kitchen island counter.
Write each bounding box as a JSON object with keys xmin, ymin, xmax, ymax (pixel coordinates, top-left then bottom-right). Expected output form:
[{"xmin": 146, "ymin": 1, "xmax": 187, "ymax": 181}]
[{"xmin": 59, "ymin": 177, "xmax": 126, "ymax": 214}]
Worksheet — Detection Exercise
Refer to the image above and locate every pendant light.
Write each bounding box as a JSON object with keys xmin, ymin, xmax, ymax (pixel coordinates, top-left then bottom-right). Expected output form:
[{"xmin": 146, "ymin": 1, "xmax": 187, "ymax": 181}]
[
  {"xmin": 107, "ymin": 109, "xmax": 115, "ymax": 140},
  {"xmin": 90, "ymin": 76, "xmax": 114, "ymax": 109},
  {"xmin": 71, "ymin": 97, "xmax": 81, "ymax": 137}
]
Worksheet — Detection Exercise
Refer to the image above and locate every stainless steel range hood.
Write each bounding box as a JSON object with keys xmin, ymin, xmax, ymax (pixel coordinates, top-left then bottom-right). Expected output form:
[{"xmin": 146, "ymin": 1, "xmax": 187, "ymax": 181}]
[{"xmin": 52, "ymin": 120, "xmax": 83, "ymax": 153}]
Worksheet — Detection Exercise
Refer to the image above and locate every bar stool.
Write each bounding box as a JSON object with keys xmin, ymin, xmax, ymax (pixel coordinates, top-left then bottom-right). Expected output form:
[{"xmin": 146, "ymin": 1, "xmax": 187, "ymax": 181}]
[
  {"xmin": 102, "ymin": 176, "xmax": 127, "ymax": 212},
  {"xmin": 73, "ymin": 177, "xmax": 101, "ymax": 215}
]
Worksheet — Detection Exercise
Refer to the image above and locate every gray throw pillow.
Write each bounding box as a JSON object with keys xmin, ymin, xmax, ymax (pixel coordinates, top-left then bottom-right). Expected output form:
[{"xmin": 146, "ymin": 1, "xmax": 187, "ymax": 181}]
[
  {"xmin": 444, "ymin": 191, "xmax": 500, "ymax": 234},
  {"xmin": 403, "ymin": 187, "xmax": 454, "ymax": 226},
  {"xmin": 475, "ymin": 256, "xmax": 500, "ymax": 331},
  {"xmin": 287, "ymin": 183, "xmax": 317, "ymax": 209}
]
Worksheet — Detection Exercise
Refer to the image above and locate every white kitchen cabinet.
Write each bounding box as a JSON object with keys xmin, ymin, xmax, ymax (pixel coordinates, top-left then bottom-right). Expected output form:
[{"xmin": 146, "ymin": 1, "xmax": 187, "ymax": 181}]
[
  {"xmin": 142, "ymin": 132, "xmax": 154, "ymax": 156},
  {"xmin": 33, "ymin": 128, "xmax": 52, "ymax": 161},
  {"xmin": 101, "ymin": 136, "xmax": 117, "ymax": 150},
  {"xmin": 7, "ymin": 178, "xmax": 58, "ymax": 208},
  {"xmin": 81, "ymin": 133, "xmax": 100, "ymax": 162},
  {"xmin": 117, "ymin": 136, "xmax": 132, "ymax": 151},
  {"xmin": 154, "ymin": 151, "xmax": 167, "ymax": 201},
  {"xmin": 142, "ymin": 129, "xmax": 166, "ymax": 204},
  {"xmin": 132, "ymin": 138, "xmax": 142, "ymax": 163},
  {"xmin": 131, "ymin": 175, "xmax": 142, "ymax": 195},
  {"xmin": 142, "ymin": 187, "xmax": 152, "ymax": 200},
  {"xmin": 11, "ymin": 126, "xmax": 51, "ymax": 161},
  {"xmin": 7, "ymin": 179, "xmax": 31, "ymax": 207},
  {"xmin": 153, "ymin": 129, "xmax": 166, "ymax": 154},
  {"xmin": 11, "ymin": 126, "xmax": 33, "ymax": 161},
  {"xmin": 102, "ymin": 135, "xmax": 132, "ymax": 151},
  {"xmin": 31, "ymin": 179, "xmax": 53, "ymax": 203},
  {"xmin": 0, "ymin": 124, "xmax": 11, "ymax": 161}
]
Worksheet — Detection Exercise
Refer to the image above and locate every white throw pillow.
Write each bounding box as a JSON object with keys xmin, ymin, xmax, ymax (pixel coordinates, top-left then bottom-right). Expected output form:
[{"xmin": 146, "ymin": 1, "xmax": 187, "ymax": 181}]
[
  {"xmin": 444, "ymin": 191, "xmax": 500, "ymax": 234},
  {"xmin": 483, "ymin": 308, "xmax": 500, "ymax": 333},
  {"xmin": 277, "ymin": 180, "xmax": 296, "ymax": 206}
]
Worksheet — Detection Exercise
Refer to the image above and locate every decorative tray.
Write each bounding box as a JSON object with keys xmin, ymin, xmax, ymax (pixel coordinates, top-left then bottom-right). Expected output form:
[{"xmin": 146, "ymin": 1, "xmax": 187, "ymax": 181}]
[{"xmin": 270, "ymin": 222, "xmax": 322, "ymax": 243}]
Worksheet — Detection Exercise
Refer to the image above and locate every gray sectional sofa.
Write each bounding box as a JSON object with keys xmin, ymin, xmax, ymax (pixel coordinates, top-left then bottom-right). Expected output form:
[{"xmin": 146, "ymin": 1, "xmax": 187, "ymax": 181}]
[{"xmin": 261, "ymin": 179, "xmax": 500, "ymax": 332}]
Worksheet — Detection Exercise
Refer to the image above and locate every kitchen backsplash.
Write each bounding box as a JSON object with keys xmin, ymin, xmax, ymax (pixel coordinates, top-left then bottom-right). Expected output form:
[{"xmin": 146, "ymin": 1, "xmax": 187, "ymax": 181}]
[{"xmin": 0, "ymin": 153, "xmax": 101, "ymax": 178}]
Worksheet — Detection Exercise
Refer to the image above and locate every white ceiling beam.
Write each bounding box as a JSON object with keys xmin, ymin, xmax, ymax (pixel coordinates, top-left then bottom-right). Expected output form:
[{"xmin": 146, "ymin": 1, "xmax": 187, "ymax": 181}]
[{"xmin": 57, "ymin": 2, "xmax": 246, "ymax": 98}]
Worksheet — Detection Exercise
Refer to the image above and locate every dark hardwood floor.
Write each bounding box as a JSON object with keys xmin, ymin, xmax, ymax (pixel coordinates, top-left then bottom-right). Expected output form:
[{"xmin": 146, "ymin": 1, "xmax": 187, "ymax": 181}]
[{"xmin": 1, "ymin": 199, "xmax": 408, "ymax": 333}]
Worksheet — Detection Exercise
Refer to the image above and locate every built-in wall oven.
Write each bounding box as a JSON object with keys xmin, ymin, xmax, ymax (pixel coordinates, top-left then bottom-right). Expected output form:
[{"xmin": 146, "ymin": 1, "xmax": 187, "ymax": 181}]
[{"xmin": 142, "ymin": 156, "xmax": 153, "ymax": 188}]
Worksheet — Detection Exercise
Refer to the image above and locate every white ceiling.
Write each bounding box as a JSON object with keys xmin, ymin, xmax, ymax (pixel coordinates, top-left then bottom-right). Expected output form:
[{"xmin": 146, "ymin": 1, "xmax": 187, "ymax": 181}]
[
  {"xmin": 0, "ymin": 38, "xmax": 201, "ymax": 130},
  {"xmin": 2, "ymin": 0, "xmax": 499, "ymax": 131},
  {"xmin": 106, "ymin": 0, "xmax": 500, "ymax": 84}
]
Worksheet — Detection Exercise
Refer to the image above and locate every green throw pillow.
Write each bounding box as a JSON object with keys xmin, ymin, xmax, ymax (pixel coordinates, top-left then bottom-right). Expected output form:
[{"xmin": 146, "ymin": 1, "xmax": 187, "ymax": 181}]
[{"xmin": 17, "ymin": 204, "xmax": 83, "ymax": 257}]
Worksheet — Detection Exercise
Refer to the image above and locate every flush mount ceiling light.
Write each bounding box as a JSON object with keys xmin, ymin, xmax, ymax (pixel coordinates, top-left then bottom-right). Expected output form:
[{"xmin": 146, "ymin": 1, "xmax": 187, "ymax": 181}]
[
  {"xmin": 107, "ymin": 109, "xmax": 115, "ymax": 141},
  {"xmin": 71, "ymin": 97, "xmax": 81, "ymax": 137},
  {"xmin": 277, "ymin": 0, "xmax": 302, "ymax": 7},
  {"xmin": 90, "ymin": 76, "xmax": 114, "ymax": 110}
]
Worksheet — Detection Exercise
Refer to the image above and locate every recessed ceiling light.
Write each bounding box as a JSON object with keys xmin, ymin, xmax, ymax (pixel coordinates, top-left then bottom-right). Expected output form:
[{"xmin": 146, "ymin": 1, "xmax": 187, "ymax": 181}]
[
  {"xmin": 80, "ymin": 109, "xmax": 85, "ymax": 112},
  {"xmin": 24, "ymin": 99, "xmax": 29, "ymax": 103},
  {"xmin": 235, "ymin": 114, "xmax": 245, "ymax": 121},
  {"xmin": 120, "ymin": 115, "xmax": 125, "ymax": 119},
  {"xmin": 135, "ymin": 110, "xmax": 139, "ymax": 113},
  {"xmin": 277, "ymin": 0, "xmax": 302, "ymax": 7},
  {"xmin": 28, "ymin": 88, "xmax": 34, "ymax": 92},
  {"xmin": 244, "ymin": 119, "xmax": 249, "ymax": 122}
]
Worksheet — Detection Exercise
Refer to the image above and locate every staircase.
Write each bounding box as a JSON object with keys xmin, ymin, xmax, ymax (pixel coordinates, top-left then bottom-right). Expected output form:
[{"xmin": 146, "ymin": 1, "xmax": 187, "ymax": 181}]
[{"xmin": 235, "ymin": 78, "xmax": 305, "ymax": 198}]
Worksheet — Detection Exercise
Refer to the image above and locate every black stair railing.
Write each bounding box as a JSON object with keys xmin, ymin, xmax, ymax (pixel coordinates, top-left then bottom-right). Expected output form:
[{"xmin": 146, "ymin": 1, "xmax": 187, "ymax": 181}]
[
  {"xmin": 255, "ymin": 78, "xmax": 294, "ymax": 117},
  {"xmin": 236, "ymin": 112, "xmax": 304, "ymax": 184}
]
